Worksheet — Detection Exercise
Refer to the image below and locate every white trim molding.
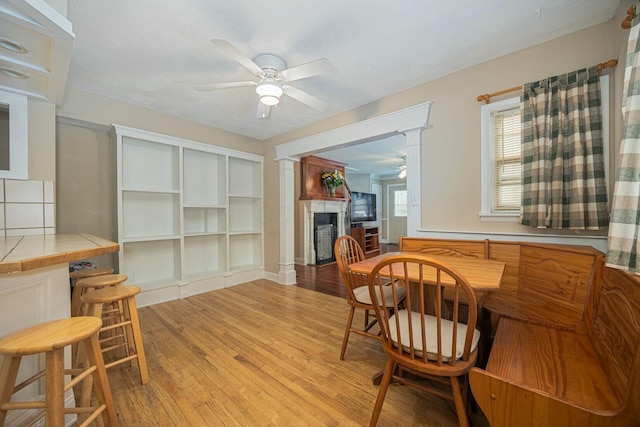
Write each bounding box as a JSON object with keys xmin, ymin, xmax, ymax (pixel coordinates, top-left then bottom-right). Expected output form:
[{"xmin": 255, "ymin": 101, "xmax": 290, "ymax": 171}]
[{"xmin": 274, "ymin": 102, "xmax": 433, "ymax": 284}]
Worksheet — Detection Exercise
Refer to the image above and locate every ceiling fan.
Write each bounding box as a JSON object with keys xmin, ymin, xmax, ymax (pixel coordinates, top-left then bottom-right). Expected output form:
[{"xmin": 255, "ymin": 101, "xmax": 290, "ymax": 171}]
[{"xmin": 195, "ymin": 39, "xmax": 335, "ymax": 119}]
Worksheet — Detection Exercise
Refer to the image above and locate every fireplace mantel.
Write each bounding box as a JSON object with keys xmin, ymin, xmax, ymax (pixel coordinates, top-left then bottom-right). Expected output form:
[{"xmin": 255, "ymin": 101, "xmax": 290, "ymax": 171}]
[{"xmin": 300, "ymin": 155, "xmax": 348, "ymax": 201}]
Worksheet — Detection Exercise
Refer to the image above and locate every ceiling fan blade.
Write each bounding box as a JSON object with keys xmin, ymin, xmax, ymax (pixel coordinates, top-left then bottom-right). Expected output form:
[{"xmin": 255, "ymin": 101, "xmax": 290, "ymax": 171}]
[
  {"xmin": 280, "ymin": 58, "xmax": 334, "ymax": 82},
  {"xmin": 256, "ymin": 101, "xmax": 271, "ymax": 119},
  {"xmin": 194, "ymin": 81, "xmax": 256, "ymax": 91},
  {"xmin": 283, "ymin": 85, "xmax": 328, "ymax": 111},
  {"xmin": 211, "ymin": 39, "xmax": 264, "ymax": 76}
]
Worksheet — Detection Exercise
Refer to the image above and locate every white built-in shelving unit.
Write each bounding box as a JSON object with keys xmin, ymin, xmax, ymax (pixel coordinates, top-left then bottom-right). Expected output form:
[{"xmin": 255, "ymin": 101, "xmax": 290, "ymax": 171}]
[{"xmin": 112, "ymin": 125, "xmax": 264, "ymax": 307}]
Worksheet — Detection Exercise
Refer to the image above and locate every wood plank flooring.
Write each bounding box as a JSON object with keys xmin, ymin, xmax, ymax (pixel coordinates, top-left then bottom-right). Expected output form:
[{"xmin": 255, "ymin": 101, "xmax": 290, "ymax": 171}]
[
  {"xmin": 294, "ymin": 243, "xmax": 396, "ymax": 299},
  {"xmin": 104, "ymin": 249, "xmax": 489, "ymax": 426}
]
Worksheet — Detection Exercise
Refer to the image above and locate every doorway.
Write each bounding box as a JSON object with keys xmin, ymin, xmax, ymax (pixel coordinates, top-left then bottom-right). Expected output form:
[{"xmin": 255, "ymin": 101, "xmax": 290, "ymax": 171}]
[
  {"xmin": 274, "ymin": 101, "xmax": 432, "ymax": 284},
  {"xmin": 371, "ymin": 183, "xmax": 382, "ymax": 239},
  {"xmin": 387, "ymin": 184, "xmax": 407, "ymax": 245}
]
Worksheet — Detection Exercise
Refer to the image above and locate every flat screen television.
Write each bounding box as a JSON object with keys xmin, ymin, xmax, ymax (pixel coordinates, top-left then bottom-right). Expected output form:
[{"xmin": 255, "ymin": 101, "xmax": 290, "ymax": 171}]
[{"xmin": 351, "ymin": 191, "xmax": 377, "ymax": 223}]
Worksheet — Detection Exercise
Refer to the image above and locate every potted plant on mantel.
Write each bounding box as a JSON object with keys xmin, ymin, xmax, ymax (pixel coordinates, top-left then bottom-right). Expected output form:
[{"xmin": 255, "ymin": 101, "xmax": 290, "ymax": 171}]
[{"xmin": 321, "ymin": 169, "xmax": 344, "ymax": 197}]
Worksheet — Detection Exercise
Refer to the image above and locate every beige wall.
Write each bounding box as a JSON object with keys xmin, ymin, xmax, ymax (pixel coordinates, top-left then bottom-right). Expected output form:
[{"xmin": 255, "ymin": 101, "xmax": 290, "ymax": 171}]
[
  {"xmin": 58, "ymin": 87, "xmax": 262, "ymax": 155},
  {"xmin": 262, "ymin": 4, "xmax": 631, "ymax": 275},
  {"xmin": 56, "ymin": 122, "xmax": 115, "ymax": 267},
  {"xmin": 417, "ymin": 19, "xmax": 618, "ymax": 234},
  {"xmin": 28, "ymin": 100, "xmax": 56, "ymax": 182}
]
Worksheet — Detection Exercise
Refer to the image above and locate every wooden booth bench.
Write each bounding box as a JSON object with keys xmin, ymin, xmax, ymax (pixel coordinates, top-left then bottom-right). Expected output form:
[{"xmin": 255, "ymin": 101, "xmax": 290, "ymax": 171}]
[{"xmin": 398, "ymin": 237, "xmax": 640, "ymax": 426}]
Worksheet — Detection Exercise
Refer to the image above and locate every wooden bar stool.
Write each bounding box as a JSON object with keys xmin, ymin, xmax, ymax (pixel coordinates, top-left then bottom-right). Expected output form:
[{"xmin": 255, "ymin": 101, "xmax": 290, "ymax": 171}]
[
  {"xmin": 69, "ymin": 267, "xmax": 114, "ymax": 284},
  {"xmin": 81, "ymin": 285, "xmax": 149, "ymax": 385},
  {"xmin": 69, "ymin": 267, "xmax": 114, "ymax": 299},
  {"xmin": 71, "ymin": 273, "xmax": 127, "ymax": 317},
  {"xmin": 0, "ymin": 317, "xmax": 118, "ymax": 427}
]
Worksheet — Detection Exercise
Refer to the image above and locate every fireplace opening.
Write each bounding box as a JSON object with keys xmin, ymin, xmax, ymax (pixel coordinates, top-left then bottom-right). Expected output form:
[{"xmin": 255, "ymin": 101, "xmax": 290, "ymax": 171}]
[{"xmin": 314, "ymin": 213, "xmax": 338, "ymax": 265}]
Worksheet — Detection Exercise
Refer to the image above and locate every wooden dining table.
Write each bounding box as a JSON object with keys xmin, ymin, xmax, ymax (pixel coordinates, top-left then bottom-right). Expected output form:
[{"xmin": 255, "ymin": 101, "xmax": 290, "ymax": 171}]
[
  {"xmin": 348, "ymin": 251, "xmax": 506, "ymax": 383},
  {"xmin": 348, "ymin": 252, "xmax": 506, "ymax": 293}
]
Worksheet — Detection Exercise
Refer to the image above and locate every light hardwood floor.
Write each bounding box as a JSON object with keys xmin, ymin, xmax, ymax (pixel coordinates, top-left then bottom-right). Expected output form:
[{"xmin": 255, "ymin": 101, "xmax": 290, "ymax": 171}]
[{"xmin": 105, "ymin": 278, "xmax": 489, "ymax": 426}]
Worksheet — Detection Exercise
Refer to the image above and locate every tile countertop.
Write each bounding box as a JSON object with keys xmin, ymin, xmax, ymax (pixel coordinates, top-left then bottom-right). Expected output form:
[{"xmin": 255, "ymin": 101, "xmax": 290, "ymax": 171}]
[{"xmin": 0, "ymin": 233, "xmax": 119, "ymax": 274}]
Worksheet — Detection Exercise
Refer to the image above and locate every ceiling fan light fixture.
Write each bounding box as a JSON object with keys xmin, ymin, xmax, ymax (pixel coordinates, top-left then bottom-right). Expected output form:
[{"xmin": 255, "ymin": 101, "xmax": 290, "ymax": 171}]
[
  {"xmin": 256, "ymin": 78, "xmax": 283, "ymax": 105},
  {"xmin": 259, "ymin": 94, "xmax": 280, "ymax": 106},
  {"xmin": 398, "ymin": 159, "xmax": 407, "ymax": 179}
]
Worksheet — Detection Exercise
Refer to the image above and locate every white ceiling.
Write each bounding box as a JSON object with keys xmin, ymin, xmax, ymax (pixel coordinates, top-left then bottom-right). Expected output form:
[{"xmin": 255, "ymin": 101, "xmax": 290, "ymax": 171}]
[
  {"xmin": 3, "ymin": 1, "xmax": 621, "ymax": 176},
  {"xmin": 319, "ymin": 135, "xmax": 408, "ymax": 179}
]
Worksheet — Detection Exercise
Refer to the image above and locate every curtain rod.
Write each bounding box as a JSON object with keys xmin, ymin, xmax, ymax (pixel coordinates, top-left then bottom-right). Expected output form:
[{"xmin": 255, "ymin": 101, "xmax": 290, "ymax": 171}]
[
  {"xmin": 622, "ymin": 5, "xmax": 635, "ymax": 29},
  {"xmin": 476, "ymin": 59, "xmax": 618, "ymax": 104}
]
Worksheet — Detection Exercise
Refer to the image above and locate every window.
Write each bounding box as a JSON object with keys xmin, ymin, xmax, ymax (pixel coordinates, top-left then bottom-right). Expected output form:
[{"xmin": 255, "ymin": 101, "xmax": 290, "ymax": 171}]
[
  {"xmin": 480, "ymin": 97, "xmax": 521, "ymax": 221},
  {"xmin": 492, "ymin": 107, "xmax": 522, "ymax": 211},
  {"xmin": 394, "ymin": 190, "xmax": 407, "ymax": 217},
  {"xmin": 479, "ymin": 75, "xmax": 609, "ymax": 222}
]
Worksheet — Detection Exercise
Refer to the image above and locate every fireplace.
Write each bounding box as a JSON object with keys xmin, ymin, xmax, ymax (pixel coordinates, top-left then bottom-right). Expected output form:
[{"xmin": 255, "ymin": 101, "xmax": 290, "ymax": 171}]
[
  {"xmin": 300, "ymin": 199, "xmax": 348, "ymax": 265},
  {"xmin": 314, "ymin": 213, "xmax": 338, "ymax": 265}
]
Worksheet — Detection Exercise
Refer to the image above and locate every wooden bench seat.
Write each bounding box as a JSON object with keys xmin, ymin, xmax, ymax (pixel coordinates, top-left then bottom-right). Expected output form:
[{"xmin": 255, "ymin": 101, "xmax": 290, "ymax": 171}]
[
  {"xmin": 482, "ymin": 318, "xmax": 619, "ymax": 413},
  {"xmin": 470, "ymin": 260, "xmax": 640, "ymax": 426}
]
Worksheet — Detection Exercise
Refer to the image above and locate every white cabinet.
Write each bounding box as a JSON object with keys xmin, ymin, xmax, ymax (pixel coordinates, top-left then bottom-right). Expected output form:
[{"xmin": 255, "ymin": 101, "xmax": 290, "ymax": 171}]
[{"xmin": 112, "ymin": 125, "xmax": 263, "ymax": 306}]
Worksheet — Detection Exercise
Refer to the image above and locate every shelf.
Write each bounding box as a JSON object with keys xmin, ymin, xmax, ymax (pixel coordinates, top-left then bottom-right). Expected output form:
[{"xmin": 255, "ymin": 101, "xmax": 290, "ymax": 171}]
[
  {"xmin": 184, "ymin": 207, "xmax": 226, "ymax": 234},
  {"xmin": 184, "ymin": 234, "xmax": 226, "ymax": 276},
  {"xmin": 184, "ymin": 231, "xmax": 227, "ymax": 237},
  {"xmin": 183, "ymin": 204, "xmax": 226, "ymax": 208},
  {"xmin": 122, "ymin": 235, "xmax": 180, "ymax": 243},
  {"xmin": 350, "ymin": 226, "xmax": 380, "ymax": 258},
  {"xmin": 122, "ymin": 136, "xmax": 179, "ymax": 192},
  {"xmin": 228, "ymin": 230, "xmax": 262, "ymax": 236},
  {"xmin": 229, "ymin": 234, "xmax": 262, "ymax": 271},
  {"xmin": 123, "ymin": 192, "xmax": 179, "ymax": 239},
  {"xmin": 229, "ymin": 264, "xmax": 262, "ymax": 273},
  {"xmin": 185, "ymin": 270, "xmax": 225, "ymax": 282},
  {"xmin": 184, "ymin": 149, "xmax": 226, "ymax": 206},
  {"xmin": 122, "ymin": 188, "xmax": 180, "ymax": 194},
  {"xmin": 229, "ymin": 157, "xmax": 261, "ymax": 197},
  {"xmin": 130, "ymin": 278, "xmax": 182, "ymax": 292},
  {"xmin": 121, "ymin": 240, "xmax": 181, "ymax": 288},
  {"xmin": 228, "ymin": 194, "xmax": 262, "ymax": 200},
  {"xmin": 229, "ymin": 198, "xmax": 262, "ymax": 233},
  {"xmin": 115, "ymin": 125, "xmax": 264, "ymax": 303}
]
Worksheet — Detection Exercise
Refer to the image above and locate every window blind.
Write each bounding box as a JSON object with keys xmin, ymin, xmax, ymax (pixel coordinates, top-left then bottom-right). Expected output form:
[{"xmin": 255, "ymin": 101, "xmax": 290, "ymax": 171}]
[{"xmin": 492, "ymin": 108, "xmax": 521, "ymax": 210}]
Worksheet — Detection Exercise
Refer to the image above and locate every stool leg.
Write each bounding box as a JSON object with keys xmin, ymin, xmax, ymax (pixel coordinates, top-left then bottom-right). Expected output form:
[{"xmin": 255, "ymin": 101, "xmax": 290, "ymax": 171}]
[
  {"xmin": 121, "ymin": 301, "xmax": 136, "ymax": 367},
  {"xmin": 77, "ymin": 301, "xmax": 104, "ymax": 409},
  {"xmin": 0, "ymin": 356, "xmax": 22, "ymax": 425},
  {"xmin": 71, "ymin": 285, "xmax": 82, "ymax": 317},
  {"xmin": 83, "ymin": 334, "xmax": 118, "ymax": 427},
  {"xmin": 45, "ymin": 348, "xmax": 65, "ymax": 426},
  {"xmin": 126, "ymin": 297, "xmax": 149, "ymax": 384}
]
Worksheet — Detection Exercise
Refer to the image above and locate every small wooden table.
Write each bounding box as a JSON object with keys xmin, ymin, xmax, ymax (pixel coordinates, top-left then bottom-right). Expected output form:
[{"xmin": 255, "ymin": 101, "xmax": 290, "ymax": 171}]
[
  {"xmin": 348, "ymin": 252, "xmax": 505, "ymax": 292},
  {"xmin": 349, "ymin": 251, "xmax": 506, "ymax": 383}
]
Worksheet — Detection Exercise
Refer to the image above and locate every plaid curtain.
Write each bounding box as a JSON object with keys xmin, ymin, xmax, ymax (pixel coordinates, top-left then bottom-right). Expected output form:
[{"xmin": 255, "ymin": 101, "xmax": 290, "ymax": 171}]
[
  {"xmin": 519, "ymin": 66, "xmax": 609, "ymax": 230},
  {"xmin": 607, "ymin": 15, "xmax": 640, "ymax": 274}
]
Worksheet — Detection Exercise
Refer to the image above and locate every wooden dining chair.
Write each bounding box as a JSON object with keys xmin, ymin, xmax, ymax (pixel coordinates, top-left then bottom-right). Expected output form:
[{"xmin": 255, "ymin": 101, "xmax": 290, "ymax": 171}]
[
  {"xmin": 367, "ymin": 254, "xmax": 480, "ymax": 427},
  {"xmin": 334, "ymin": 235, "xmax": 406, "ymax": 360}
]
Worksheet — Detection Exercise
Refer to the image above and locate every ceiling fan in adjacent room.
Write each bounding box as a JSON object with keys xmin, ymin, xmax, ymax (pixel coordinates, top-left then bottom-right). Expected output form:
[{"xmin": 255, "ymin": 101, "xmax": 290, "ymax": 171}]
[{"xmin": 195, "ymin": 39, "xmax": 335, "ymax": 119}]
